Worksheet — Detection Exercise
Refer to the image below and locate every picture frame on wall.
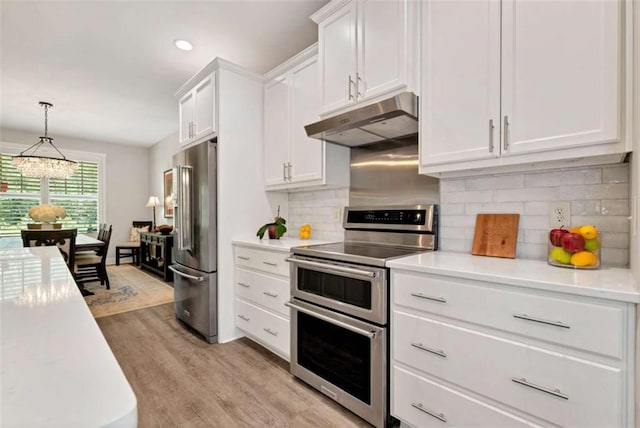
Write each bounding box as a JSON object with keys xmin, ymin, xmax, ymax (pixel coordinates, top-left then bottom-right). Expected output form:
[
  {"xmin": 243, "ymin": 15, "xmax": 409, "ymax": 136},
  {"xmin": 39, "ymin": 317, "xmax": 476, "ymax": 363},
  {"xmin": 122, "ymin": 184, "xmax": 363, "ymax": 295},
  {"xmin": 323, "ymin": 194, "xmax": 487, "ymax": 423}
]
[{"xmin": 164, "ymin": 169, "xmax": 173, "ymax": 218}]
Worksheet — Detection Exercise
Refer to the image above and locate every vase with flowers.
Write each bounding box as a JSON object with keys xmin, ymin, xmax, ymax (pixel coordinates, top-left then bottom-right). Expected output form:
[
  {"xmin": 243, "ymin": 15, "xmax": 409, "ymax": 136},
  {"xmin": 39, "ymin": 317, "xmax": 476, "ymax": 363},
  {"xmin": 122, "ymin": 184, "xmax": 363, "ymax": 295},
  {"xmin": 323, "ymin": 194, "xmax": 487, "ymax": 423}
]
[{"xmin": 28, "ymin": 204, "xmax": 67, "ymax": 229}]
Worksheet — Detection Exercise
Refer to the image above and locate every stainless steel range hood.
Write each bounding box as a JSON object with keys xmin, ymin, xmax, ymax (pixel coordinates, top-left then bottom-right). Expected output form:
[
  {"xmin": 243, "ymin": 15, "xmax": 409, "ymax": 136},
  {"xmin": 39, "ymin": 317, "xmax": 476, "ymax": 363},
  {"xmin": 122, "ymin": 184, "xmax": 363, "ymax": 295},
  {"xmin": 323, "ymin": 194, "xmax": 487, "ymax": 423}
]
[{"xmin": 304, "ymin": 92, "xmax": 418, "ymax": 147}]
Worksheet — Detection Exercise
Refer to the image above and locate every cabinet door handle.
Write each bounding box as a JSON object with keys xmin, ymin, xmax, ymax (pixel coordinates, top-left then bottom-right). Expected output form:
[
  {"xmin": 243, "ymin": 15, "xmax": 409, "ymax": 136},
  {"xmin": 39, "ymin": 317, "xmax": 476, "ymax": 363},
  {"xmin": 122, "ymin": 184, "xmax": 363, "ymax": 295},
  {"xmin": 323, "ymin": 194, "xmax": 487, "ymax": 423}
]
[
  {"xmin": 489, "ymin": 119, "xmax": 495, "ymax": 153},
  {"xmin": 513, "ymin": 313, "xmax": 570, "ymax": 329},
  {"xmin": 512, "ymin": 377, "xmax": 568, "ymax": 400},
  {"xmin": 263, "ymin": 327, "xmax": 278, "ymax": 336},
  {"xmin": 237, "ymin": 282, "xmax": 250, "ymax": 288},
  {"xmin": 410, "ymin": 292, "xmax": 447, "ymax": 303},
  {"xmin": 263, "ymin": 291, "xmax": 278, "ymax": 298},
  {"xmin": 411, "ymin": 342, "xmax": 447, "ymax": 358},
  {"xmin": 503, "ymin": 115, "xmax": 510, "ymax": 151},
  {"xmin": 238, "ymin": 314, "xmax": 250, "ymax": 322},
  {"xmin": 262, "ymin": 261, "xmax": 278, "ymax": 267},
  {"xmin": 411, "ymin": 402, "xmax": 447, "ymax": 423},
  {"xmin": 287, "ymin": 162, "xmax": 292, "ymax": 180},
  {"xmin": 237, "ymin": 256, "xmax": 250, "ymax": 261},
  {"xmin": 356, "ymin": 73, "xmax": 363, "ymax": 98},
  {"xmin": 348, "ymin": 75, "xmax": 354, "ymax": 100},
  {"xmin": 282, "ymin": 162, "xmax": 287, "ymax": 181}
]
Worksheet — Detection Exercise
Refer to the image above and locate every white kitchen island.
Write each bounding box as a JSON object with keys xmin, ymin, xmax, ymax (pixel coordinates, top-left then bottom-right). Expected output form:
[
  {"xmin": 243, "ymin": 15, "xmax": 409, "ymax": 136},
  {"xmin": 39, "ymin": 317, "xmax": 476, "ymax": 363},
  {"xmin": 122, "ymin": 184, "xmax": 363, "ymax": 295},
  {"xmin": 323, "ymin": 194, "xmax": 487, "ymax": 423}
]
[{"xmin": 0, "ymin": 246, "xmax": 137, "ymax": 427}]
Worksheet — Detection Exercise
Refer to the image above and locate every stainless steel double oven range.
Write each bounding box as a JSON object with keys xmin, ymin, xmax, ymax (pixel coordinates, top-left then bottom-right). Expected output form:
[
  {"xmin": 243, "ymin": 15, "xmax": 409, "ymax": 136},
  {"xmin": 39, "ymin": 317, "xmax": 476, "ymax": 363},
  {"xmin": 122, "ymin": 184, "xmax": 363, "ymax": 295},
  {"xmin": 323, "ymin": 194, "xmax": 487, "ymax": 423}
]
[{"xmin": 286, "ymin": 205, "xmax": 438, "ymax": 428}]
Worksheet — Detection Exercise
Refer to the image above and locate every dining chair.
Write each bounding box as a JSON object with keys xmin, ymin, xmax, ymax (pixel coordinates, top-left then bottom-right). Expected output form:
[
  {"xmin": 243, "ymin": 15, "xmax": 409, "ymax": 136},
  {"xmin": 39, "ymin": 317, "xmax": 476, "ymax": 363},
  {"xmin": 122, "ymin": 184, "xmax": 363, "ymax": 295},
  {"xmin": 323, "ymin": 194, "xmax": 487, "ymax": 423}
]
[
  {"xmin": 115, "ymin": 221, "xmax": 152, "ymax": 266},
  {"xmin": 75, "ymin": 224, "xmax": 113, "ymax": 289},
  {"xmin": 21, "ymin": 229, "xmax": 78, "ymax": 274}
]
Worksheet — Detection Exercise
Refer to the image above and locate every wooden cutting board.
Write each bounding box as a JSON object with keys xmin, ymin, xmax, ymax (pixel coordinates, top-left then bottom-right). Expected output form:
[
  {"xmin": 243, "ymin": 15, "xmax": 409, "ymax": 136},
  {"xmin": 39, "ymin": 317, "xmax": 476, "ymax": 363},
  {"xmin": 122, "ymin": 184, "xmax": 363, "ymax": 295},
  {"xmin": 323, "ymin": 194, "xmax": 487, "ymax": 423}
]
[{"xmin": 471, "ymin": 214, "xmax": 520, "ymax": 258}]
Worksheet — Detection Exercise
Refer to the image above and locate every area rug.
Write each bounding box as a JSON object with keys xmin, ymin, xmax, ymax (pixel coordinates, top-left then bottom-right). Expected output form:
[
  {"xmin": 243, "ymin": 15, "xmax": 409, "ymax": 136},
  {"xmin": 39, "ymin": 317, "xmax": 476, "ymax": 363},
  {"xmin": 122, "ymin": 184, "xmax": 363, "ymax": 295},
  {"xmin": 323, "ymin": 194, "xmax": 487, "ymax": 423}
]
[{"xmin": 83, "ymin": 264, "xmax": 174, "ymax": 318}]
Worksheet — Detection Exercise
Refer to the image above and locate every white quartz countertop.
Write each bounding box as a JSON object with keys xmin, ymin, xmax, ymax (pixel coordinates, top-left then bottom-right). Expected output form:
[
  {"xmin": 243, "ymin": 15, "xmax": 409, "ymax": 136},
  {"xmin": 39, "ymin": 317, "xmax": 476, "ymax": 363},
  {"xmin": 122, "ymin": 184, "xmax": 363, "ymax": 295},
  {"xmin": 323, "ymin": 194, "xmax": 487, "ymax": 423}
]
[
  {"xmin": 232, "ymin": 236, "xmax": 339, "ymax": 252},
  {"xmin": 0, "ymin": 247, "xmax": 137, "ymax": 427},
  {"xmin": 387, "ymin": 251, "xmax": 639, "ymax": 303}
]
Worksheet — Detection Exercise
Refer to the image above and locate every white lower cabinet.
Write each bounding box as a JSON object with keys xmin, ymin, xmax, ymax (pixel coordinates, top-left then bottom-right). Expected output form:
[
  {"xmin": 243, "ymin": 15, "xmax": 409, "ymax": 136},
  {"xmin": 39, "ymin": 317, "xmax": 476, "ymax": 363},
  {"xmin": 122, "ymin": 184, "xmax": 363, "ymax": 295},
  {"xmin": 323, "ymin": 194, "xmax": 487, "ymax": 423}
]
[
  {"xmin": 391, "ymin": 269, "xmax": 635, "ymax": 427},
  {"xmin": 393, "ymin": 366, "xmax": 538, "ymax": 427},
  {"xmin": 233, "ymin": 243, "xmax": 291, "ymax": 360}
]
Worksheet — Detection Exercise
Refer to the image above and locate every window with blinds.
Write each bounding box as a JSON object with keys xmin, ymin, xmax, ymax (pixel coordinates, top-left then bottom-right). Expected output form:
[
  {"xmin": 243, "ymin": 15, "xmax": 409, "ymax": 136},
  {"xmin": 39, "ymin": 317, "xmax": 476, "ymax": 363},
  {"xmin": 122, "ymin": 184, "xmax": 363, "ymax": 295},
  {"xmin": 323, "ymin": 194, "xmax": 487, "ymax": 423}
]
[{"xmin": 0, "ymin": 154, "xmax": 100, "ymax": 236}]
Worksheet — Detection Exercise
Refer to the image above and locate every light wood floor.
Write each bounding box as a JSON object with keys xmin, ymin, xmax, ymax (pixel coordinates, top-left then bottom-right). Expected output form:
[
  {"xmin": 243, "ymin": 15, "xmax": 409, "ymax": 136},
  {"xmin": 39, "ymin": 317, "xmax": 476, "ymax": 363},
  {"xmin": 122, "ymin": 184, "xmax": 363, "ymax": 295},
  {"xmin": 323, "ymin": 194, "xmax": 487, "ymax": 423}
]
[{"xmin": 97, "ymin": 303, "xmax": 371, "ymax": 427}]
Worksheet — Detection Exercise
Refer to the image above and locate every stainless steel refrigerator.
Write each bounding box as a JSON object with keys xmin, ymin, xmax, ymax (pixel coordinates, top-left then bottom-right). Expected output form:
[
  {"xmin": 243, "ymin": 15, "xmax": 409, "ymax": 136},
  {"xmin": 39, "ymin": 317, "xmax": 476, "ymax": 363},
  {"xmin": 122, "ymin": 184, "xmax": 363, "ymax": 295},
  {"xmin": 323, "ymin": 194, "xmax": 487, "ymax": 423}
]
[{"xmin": 170, "ymin": 138, "xmax": 218, "ymax": 343}]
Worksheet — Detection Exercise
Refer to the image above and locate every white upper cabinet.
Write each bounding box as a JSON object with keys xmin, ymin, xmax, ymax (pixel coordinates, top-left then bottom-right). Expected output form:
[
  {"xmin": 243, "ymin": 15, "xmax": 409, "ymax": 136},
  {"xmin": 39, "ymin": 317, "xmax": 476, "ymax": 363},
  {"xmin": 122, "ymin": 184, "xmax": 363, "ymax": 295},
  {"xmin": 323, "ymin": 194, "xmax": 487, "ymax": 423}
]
[
  {"xmin": 178, "ymin": 72, "xmax": 216, "ymax": 146},
  {"xmin": 263, "ymin": 45, "xmax": 349, "ymax": 192},
  {"xmin": 421, "ymin": 0, "xmax": 501, "ymax": 166},
  {"xmin": 264, "ymin": 76, "xmax": 290, "ymax": 186},
  {"xmin": 313, "ymin": 0, "xmax": 415, "ymax": 116},
  {"xmin": 420, "ymin": 0, "xmax": 630, "ymax": 176}
]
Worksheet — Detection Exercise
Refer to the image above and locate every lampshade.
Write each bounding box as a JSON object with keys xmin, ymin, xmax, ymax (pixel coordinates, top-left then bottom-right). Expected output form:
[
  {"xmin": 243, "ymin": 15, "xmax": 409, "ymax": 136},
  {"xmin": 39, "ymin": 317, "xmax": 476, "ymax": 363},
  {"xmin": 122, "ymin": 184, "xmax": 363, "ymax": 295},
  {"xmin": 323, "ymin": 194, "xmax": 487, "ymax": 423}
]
[
  {"xmin": 12, "ymin": 102, "xmax": 77, "ymax": 179},
  {"xmin": 146, "ymin": 196, "xmax": 161, "ymax": 207}
]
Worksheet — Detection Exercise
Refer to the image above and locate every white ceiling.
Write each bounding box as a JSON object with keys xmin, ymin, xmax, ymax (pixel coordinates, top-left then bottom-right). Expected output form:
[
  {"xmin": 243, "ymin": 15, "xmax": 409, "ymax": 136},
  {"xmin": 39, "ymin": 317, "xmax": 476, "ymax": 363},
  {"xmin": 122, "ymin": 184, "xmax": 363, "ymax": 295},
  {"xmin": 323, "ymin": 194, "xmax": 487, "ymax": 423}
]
[{"xmin": 0, "ymin": 0, "xmax": 328, "ymax": 147}]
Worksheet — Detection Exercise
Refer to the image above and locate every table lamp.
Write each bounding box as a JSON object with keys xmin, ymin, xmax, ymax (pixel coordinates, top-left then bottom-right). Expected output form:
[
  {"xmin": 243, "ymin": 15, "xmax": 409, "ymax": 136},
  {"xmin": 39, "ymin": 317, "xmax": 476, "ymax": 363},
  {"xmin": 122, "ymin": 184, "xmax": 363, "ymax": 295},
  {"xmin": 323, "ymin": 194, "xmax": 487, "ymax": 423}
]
[{"xmin": 146, "ymin": 196, "xmax": 161, "ymax": 231}]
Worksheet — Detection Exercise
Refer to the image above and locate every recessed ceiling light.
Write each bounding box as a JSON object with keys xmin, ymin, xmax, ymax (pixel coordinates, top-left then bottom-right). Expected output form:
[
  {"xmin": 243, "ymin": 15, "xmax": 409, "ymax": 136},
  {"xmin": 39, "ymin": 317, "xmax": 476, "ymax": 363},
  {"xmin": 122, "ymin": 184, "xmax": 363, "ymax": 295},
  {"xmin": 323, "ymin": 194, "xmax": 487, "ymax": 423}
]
[{"xmin": 174, "ymin": 39, "xmax": 193, "ymax": 51}]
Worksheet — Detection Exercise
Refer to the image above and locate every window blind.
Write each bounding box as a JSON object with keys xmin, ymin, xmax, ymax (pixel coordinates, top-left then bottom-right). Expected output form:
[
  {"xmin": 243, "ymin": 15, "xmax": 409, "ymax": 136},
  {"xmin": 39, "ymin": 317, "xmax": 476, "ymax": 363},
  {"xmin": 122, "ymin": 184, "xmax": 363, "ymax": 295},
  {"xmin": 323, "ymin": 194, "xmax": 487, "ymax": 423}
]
[{"xmin": 0, "ymin": 154, "xmax": 100, "ymax": 236}]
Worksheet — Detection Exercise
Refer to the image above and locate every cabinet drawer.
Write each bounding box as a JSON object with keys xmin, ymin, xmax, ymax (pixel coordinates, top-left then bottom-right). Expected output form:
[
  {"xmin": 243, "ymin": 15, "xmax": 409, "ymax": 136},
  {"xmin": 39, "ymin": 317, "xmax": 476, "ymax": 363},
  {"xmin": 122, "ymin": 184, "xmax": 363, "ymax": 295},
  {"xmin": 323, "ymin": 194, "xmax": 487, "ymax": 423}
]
[
  {"xmin": 392, "ymin": 271, "xmax": 624, "ymax": 359},
  {"xmin": 235, "ymin": 268, "xmax": 290, "ymax": 317},
  {"xmin": 236, "ymin": 299, "xmax": 290, "ymax": 360},
  {"xmin": 393, "ymin": 310, "xmax": 622, "ymax": 427},
  {"xmin": 393, "ymin": 366, "xmax": 538, "ymax": 427},
  {"xmin": 234, "ymin": 246, "xmax": 289, "ymax": 277}
]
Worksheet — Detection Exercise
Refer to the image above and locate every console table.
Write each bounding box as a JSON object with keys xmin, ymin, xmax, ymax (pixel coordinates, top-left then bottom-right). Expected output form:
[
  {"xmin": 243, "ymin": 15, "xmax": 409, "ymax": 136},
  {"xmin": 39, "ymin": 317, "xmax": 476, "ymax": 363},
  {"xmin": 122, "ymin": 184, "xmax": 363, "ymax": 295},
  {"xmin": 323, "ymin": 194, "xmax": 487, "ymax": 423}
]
[{"xmin": 140, "ymin": 232, "xmax": 173, "ymax": 282}]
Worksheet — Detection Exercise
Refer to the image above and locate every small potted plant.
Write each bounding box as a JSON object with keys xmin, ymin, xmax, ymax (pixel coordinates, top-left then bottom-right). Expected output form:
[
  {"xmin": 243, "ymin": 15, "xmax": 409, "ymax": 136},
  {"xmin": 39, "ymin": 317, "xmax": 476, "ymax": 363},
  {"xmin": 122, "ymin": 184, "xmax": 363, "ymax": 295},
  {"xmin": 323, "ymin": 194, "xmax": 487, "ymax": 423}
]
[{"xmin": 257, "ymin": 206, "xmax": 287, "ymax": 240}]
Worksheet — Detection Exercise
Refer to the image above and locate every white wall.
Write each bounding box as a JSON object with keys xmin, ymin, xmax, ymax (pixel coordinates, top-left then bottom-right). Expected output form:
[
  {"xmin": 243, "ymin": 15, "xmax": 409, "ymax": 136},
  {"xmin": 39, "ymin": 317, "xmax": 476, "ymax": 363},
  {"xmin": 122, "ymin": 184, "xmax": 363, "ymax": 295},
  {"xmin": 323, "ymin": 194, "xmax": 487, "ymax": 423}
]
[
  {"xmin": 0, "ymin": 127, "xmax": 150, "ymax": 264},
  {"xmin": 149, "ymin": 131, "xmax": 178, "ymax": 223}
]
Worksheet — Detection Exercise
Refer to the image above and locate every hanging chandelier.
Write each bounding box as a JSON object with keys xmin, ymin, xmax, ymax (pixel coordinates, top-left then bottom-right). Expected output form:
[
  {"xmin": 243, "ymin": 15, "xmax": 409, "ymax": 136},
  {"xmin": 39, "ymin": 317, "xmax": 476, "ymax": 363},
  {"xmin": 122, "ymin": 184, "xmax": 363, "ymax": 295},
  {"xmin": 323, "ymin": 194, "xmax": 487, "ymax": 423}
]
[{"xmin": 12, "ymin": 101, "xmax": 77, "ymax": 179}]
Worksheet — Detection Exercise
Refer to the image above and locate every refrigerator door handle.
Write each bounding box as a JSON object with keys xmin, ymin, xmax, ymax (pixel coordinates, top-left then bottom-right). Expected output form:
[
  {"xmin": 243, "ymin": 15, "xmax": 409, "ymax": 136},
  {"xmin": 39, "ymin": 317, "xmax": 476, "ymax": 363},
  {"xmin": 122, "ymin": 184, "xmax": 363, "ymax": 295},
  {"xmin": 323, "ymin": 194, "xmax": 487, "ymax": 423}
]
[
  {"xmin": 176, "ymin": 164, "xmax": 194, "ymax": 251},
  {"xmin": 169, "ymin": 265, "xmax": 206, "ymax": 282}
]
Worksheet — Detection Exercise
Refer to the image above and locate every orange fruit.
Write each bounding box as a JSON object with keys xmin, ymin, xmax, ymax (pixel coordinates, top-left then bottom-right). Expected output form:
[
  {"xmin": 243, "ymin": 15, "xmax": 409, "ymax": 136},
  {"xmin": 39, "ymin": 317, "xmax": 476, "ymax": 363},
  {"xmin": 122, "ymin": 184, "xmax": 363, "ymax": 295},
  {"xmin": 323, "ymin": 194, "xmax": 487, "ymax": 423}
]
[
  {"xmin": 569, "ymin": 225, "xmax": 582, "ymax": 234},
  {"xmin": 578, "ymin": 225, "xmax": 598, "ymax": 240},
  {"xmin": 570, "ymin": 251, "xmax": 598, "ymax": 267}
]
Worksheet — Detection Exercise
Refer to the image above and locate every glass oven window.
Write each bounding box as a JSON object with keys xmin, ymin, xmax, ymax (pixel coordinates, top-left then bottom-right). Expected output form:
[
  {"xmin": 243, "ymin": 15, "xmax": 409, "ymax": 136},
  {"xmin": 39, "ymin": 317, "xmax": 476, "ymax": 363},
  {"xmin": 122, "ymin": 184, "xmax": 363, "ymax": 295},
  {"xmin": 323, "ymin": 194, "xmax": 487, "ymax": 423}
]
[
  {"xmin": 297, "ymin": 311, "xmax": 371, "ymax": 404},
  {"xmin": 298, "ymin": 268, "xmax": 372, "ymax": 309}
]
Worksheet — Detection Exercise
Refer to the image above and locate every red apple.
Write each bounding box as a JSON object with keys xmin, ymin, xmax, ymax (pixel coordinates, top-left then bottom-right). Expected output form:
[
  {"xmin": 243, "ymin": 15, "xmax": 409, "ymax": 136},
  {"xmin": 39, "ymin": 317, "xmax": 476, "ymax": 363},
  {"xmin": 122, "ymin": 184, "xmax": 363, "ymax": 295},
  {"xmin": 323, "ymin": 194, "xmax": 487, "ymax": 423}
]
[
  {"xmin": 549, "ymin": 227, "xmax": 569, "ymax": 246},
  {"xmin": 561, "ymin": 233, "xmax": 585, "ymax": 253}
]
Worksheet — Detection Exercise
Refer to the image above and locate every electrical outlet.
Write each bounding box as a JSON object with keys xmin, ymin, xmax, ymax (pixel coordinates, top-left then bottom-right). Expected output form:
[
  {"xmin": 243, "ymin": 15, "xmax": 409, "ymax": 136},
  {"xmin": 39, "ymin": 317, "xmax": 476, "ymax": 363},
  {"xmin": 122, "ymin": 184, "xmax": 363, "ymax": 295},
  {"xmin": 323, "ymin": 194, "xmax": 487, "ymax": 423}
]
[{"xmin": 548, "ymin": 201, "xmax": 571, "ymax": 228}]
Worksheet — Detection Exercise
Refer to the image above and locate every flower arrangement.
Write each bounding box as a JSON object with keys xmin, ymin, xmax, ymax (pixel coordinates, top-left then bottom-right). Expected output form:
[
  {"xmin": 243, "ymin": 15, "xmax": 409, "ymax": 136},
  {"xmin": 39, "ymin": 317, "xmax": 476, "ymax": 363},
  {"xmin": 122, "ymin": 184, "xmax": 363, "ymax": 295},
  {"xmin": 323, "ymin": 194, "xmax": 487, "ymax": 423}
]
[{"xmin": 28, "ymin": 204, "xmax": 67, "ymax": 223}]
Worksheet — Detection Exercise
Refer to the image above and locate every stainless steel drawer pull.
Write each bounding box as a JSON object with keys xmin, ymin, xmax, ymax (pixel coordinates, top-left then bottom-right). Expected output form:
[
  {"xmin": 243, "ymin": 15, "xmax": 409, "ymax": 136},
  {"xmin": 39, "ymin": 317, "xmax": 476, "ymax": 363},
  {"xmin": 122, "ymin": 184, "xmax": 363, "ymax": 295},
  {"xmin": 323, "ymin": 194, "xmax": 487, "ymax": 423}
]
[
  {"xmin": 503, "ymin": 115, "xmax": 510, "ymax": 151},
  {"xmin": 411, "ymin": 292, "xmax": 447, "ymax": 303},
  {"xmin": 263, "ymin": 291, "xmax": 278, "ymax": 298},
  {"xmin": 513, "ymin": 313, "xmax": 570, "ymax": 329},
  {"xmin": 411, "ymin": 342, "xmax": 447, "ymax": 358},
  {"xmin": 489, "ymin": 119, "xmax": 495, "ymax": 153},
  {"xmin": 237, "ymin": 282, "xmax": 250, "ymax": 288},
  {"xmin": 238, "ymin": 315, "xmax": 250, "ymax": 322},
  {"xmin": 262, "ymin": 261, "xmax": 278, "ymax": 267},
  {"xmin": 348, "ymin": 75, "xmax": 354, "ymax": 100},
  {"xmin": 237, "ymin": 256, "xmax": 250, "ymax": 261},
  {"xmin": 512, "ymin": 377, "xmax": 568, "ymax": 400},
  {"xmin": 263, "ymin": 328, "xmax": 278, "ymax": 336},
  {"xmin": 411, "ymin": 402, "xmax": 447, "ymax": 423}
]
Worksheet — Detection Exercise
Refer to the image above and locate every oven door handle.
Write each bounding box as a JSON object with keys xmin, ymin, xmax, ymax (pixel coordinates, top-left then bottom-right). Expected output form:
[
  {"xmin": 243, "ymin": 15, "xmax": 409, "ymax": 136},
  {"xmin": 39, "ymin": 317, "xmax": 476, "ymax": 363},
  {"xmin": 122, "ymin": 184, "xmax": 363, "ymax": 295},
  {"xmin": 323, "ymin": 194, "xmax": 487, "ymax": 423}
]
[
  {"xmin": 285, "ymin": 301, "xmax": 379, "ymax": 339},
  {"xmin": 285, "ymin": 257, "xmax": 378, "ymax": 279}
]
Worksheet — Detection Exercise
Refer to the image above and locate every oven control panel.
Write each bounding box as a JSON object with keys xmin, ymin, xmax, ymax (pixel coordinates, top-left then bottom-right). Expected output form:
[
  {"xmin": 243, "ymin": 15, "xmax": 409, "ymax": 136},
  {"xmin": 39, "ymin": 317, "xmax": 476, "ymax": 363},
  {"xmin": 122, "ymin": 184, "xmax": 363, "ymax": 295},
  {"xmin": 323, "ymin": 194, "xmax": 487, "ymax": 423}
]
[{"xmin": 344, "ymin": 204, "xmax": 437, "ymax": 230}]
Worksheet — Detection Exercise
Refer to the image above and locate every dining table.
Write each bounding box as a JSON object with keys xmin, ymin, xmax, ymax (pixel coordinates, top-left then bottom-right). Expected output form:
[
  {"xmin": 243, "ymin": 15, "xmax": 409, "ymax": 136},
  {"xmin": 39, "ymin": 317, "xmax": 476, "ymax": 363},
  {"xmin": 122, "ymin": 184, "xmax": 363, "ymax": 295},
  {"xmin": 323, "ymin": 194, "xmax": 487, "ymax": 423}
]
[
  {"xmin": 0, "ymin": 232, "xmax": 106, "ymax": 296},
  {"xmin": 0, "ymin": 233, "xmax": 104, "ymax": 250}
]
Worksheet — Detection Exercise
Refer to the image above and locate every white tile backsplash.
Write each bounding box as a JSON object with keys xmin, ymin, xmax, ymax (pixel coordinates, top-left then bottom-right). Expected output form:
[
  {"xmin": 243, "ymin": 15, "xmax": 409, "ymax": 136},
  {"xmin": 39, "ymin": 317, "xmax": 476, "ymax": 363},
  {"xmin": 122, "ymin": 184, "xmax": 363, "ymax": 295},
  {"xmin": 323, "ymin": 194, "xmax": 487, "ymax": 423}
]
[
  {"xmin": 288, "ymin": 187, "xmax": 348, "ymax": 242},
  {"xmin": 440, "ymin": 163, "xmax": 630, "ymax": 267},
  {"xmin": 287, "ymin": 164, "xmax": 631, "ymax": 267}
]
